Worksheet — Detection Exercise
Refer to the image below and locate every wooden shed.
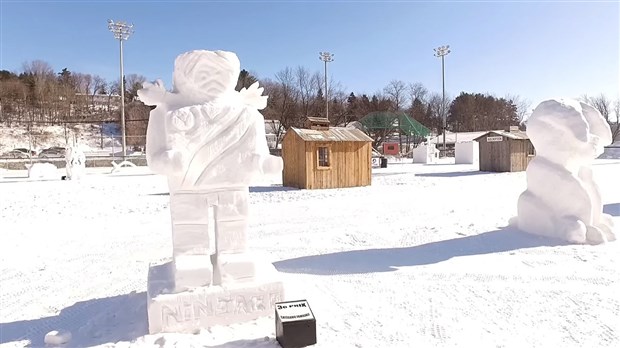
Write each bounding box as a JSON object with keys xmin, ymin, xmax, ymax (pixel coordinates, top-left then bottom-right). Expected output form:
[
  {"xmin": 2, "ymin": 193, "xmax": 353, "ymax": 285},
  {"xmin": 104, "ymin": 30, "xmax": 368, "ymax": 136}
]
[
  {"xmin": 474, "ymin": 126, "xmax": 535, "ymax": 172},
  {"xmin": 282, "ymin": 117, "xmax": 373, "ymax": 189}
]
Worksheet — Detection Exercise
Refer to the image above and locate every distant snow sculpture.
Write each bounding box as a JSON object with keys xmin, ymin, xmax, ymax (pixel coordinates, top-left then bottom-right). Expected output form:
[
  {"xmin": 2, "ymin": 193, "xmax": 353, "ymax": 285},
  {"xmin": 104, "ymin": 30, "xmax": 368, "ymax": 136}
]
[
  {"xmin": 455, "ymin": 141, "xmax": 478, "ymax": 164},
  {"xmin": 412, "ymin": 143, "xmax": 439, "ymax": 164},
  {"xmin": 514, "ymin": 98, "xmax": 616, "ymax": 244},
  {"xmin": 138, "ymin": 49, "xmax": 284, "ymax": 333},
  {"xmin": 65, "ymin": 146, "xmax": 86, "ymax": 180},
  {"xmin": 27, "ymin": 162, "xmax": 58, "ymax": 180}
]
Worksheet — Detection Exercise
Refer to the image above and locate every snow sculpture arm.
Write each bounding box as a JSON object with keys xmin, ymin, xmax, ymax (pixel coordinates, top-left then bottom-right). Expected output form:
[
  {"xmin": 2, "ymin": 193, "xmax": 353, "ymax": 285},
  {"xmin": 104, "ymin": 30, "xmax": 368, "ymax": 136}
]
[
  {"xmin": 241, "ymin": 84, "xmax": 283, "ymax": 176},
  {"xmin": 138, "ymin": 80, "xmax": 185, "ymax": 175},
  {"xmin": 236, "ymin": 81, "xmax": 282, "ymax": 176}
]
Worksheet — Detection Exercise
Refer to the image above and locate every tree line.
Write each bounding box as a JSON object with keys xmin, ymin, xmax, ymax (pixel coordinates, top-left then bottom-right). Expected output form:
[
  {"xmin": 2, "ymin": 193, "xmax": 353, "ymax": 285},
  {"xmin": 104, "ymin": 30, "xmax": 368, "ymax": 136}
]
[
  {"xmin": 0, "ymin": 60, "xmax": 151, "ymax": 146},
  {"xmin": 1, "ymin": 59, "xmax": 618, "ymax": 149}
]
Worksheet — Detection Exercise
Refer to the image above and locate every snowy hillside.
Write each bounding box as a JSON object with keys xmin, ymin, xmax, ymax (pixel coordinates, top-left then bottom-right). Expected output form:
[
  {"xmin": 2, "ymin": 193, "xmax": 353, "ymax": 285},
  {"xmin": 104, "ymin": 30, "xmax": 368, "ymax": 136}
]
[
  {"xmin": 0, "ymin": 124, "xmax": 123, "ymax": 156},
  {"xmin": 1, "ymin": 159, "xmax": 619, "ymax": 347}
]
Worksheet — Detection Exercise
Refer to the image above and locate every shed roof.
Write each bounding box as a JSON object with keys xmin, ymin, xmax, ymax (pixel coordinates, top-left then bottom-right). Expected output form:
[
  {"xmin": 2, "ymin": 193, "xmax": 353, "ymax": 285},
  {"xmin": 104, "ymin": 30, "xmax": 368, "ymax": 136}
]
[
  {"xmin": 306, "ymin": 116, "xmax": 330, "ymax": 124},
  {"xmin": 430, "ymin": 130, "xmax": 492, "ymax": 144},
  {"xmin": 290, "ymin": 127, "xmax": 373, "ymax": 142},
  {"xmin": 474, "ymin": 130, "xmax": 529, "ymax": 141}
]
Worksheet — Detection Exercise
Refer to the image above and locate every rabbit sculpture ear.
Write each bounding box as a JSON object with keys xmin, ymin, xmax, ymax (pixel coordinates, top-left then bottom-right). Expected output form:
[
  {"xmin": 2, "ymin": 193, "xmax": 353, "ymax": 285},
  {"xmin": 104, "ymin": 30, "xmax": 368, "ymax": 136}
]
[{"xmin": 580, "ymin": 102, "xmax": 613, "ymax": 147}]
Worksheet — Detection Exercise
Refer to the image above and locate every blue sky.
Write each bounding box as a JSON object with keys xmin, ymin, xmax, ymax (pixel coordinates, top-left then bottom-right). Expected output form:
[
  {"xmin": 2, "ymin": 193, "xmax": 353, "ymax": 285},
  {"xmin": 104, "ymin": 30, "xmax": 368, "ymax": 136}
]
[{"xmin": 1, "ymin": 0, "xmax": 618, "ymax": 108}]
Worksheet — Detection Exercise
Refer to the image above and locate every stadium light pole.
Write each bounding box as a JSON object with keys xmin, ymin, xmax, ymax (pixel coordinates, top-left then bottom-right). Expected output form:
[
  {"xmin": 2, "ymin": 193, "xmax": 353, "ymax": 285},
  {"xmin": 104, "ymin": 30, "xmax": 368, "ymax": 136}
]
[
  {"xmin": 434, "ymin": 45, "xmax": 450, "ymax": 157},
  {"xmin": 319, "ymin": 52, "xmax": 334, "ymax": 121},
  {"xmin": 108, "ymin": 19, "xmax": 134, "ymax": 159}
]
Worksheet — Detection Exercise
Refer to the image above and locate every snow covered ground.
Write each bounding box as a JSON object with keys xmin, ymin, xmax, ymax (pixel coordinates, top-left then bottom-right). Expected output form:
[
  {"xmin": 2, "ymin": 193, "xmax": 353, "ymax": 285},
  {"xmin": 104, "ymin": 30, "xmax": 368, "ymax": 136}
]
[{"xmin": 1, "ymin": 159, "xmax": 619, "ymax": 348}]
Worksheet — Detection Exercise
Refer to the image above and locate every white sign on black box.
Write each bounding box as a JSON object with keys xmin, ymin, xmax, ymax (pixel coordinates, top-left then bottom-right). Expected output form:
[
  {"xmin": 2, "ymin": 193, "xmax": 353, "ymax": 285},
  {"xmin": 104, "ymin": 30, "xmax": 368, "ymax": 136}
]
[{"xmin": 275, "ymin": 300, "xmax": 316, "ymax": 348}]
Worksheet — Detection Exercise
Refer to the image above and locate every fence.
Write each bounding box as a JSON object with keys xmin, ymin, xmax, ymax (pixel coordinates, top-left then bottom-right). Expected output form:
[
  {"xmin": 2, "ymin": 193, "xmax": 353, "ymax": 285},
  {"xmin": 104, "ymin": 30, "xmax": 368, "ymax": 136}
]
[
  {"xmin": 0, "ymin": 133, "xmax": 147, "ymax": 170},
  {"xmin": 0, "ymin": 119, "xmax": 291, "ymax": 170}
]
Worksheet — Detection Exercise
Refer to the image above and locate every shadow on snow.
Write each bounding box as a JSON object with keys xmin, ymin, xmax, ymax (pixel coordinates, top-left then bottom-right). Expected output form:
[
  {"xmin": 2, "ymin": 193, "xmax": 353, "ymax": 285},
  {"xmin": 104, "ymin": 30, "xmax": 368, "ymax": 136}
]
[
  {"xmin": 273, "ymin": 226, "xmax": 568, "ymax": 275},
  {"xmin": 0, "ymin": 291, "xmax": 282, "ymax": 348},
  {"xmin": 603, "ymin": 203, "xmax": 620, "ymax": 217},
  {"xmin": 414, "ymin": 171, "xmax": 496, "ymax": 178},
  {"xmin": 146, "ymin": 185, "xmax": 298, "ymax": 196},
  {"xmin": 0, "ymin": 292, "xmax": 147, "ymax": 347}
]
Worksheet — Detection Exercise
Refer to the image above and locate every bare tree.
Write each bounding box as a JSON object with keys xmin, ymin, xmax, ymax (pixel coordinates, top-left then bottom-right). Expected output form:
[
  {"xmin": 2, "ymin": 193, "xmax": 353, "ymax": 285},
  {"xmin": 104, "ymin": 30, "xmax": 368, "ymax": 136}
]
[
  {"xmin": 505, "ymin": 93, "xmax": 531, "ymax": 122},
  {"xmin": 106, "ymin": 80, "xmax": 120, "ymax": 115},
  {"xmin": 125, "ymin": 100, "xmax": 153, "ymax": 148},
  {"xmin": 588, "ymin": 94, "xmax": 612, "ymax": 122},
  {"xmin": 22, "ymin": 60, "xmax": 54, "ymax": 79},
  {"xmin": 408, "ymin": 82, "xmax": 428, "ymax": 104},
  {"xmin": 69, "ymin": 73, "xmax": 90, "ymax": 117},
  {"xmin": 427, "ymin": 92, "xmax": 450, "ymax": 133},
  {"xmin": 262, "ymin": 68, "xmax": 300, "ymax": 149},
  {"xmin": 614, "ymin": 99, "xmax": 620, "ymax": 143},
  {"xmin": 295, "ymin": 66, "xmax": 321, "ymax": 118},
  {"xmin": 0, "ymin": 78, "xmax": 28, "ymax": 126},
  {"xmin": 125, "ymin": 74, "xmax": 147, "ymax": 101},
  {"xmin": 584, "ymin": 93, "xmax": 619, "ymax": 143},
  {"xmin": 22, "ymin": 60, "xmax": 55, "ymax": 122},
  {"xmin": 91, "ymin": 75, "xmax": 107, "ymax": 116},
  {"xmin": 93, "ymin": 75, "xmax": 106, "ymax": 94},
  {"xmin": 383, "ymin": 80, "xmax": 408, "ymax": 111},
  {"xmin": 326, "ymin": 89, "xmax": 350, "ymax": 127}
]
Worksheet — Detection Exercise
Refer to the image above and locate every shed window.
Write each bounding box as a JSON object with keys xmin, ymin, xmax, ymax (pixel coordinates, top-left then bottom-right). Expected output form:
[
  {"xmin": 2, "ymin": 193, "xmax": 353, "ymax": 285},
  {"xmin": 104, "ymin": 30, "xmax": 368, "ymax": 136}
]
[
  {"xmin": 387, "ymin": 145, "xmax": 395, "ymax": 150},
  {"xmin": 527, "ymin": 142, "xmax": 536, "ymax": 156},
  {"xmin": 317, "ymin": 147, "xmax": 330, "ymax": 167}
]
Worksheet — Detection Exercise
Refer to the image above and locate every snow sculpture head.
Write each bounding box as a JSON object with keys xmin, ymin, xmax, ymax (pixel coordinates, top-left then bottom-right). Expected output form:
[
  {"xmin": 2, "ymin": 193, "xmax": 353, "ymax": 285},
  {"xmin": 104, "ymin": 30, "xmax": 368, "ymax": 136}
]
[
  {"xmin": 172, "ymin": 50, "xmax": 240, "ymax": 102},
  {"xmin": 514, "ymin": 98, "xmax": 615, "ymax": 244},
  {"xmin": 526, "ymin": 99, "xmax": 611, "ymax": 168}
]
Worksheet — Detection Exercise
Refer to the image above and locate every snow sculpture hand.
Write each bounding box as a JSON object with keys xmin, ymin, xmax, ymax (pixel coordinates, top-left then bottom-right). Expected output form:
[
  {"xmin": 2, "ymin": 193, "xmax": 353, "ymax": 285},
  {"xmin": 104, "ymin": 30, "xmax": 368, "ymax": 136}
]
[
  {"xmin": 137, "ymin": 79, "xmax": 167, "ymax": 106},
  {"xmin": 169, "ymin": 107, "xmax": 197, "ymax": 132},
  {"xmin": 515, "ymin": 98, "xmax": 616, "ymax": 244},
  {"xmin": 239, "ymin": 82, "xmax": 268, "ymax": 110}
]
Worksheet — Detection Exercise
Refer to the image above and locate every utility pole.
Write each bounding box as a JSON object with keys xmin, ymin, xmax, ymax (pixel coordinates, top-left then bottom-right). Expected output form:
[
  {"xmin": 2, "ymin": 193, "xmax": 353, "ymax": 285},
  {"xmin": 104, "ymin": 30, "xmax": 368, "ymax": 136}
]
[
  {"xmin": 434, "ymin": 45, "xmax": 451, "ymax": 157},
  {"xmin": 108, "ymin": 19, "xmax": 134, "ymax": 159},
  {"xmin": 319, "ymin": 52, "xmax": 334, "ymax": 121}
]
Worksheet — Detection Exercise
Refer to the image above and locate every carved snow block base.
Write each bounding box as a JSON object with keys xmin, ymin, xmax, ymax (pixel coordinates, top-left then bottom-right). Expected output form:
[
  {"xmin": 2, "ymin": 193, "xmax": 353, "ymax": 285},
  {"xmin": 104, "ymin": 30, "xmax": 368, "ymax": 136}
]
[{"xmin": 147, "ymin": 258, "xmax": 284, "ymax": 334}]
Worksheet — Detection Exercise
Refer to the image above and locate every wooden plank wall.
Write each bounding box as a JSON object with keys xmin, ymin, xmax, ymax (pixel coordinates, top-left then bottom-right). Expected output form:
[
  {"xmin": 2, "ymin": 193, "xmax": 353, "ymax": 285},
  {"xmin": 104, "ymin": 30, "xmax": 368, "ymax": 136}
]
[
  {"xmin": 282, "ymin": 131, "xmax": 372, "ymax": 189},
  {"xmin": 478, "ymin": 136, "xmax": 511, "ymax": 172},
  {"xmin": 297, "ymin": 137, "xmax": 308, "ymax": 186},
  {"xmin": 282, "ymin": 132, "xmax": 307, "ymax": 188},
  {"xmin": 478, "ymin": 137, "xmax": 534, "ymax": 173},
  {"xmin": 281, "ymin": 132, "xmax": 294, "ymax": 187},
  {"xmin": 509, "ymin": 139, "xmax": 534, "ymax": 172},
  {"xmin": 304, "ymin": 141, "xmax": 372, "ymax": 189}
]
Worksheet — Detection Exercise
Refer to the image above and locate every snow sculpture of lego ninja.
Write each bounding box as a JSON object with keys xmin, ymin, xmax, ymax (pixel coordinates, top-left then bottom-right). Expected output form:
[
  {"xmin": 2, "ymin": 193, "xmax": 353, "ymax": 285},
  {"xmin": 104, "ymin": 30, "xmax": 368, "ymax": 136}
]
[{"xmin": 138, "ymin": 50, "xmax": 283, "ymax": 290}]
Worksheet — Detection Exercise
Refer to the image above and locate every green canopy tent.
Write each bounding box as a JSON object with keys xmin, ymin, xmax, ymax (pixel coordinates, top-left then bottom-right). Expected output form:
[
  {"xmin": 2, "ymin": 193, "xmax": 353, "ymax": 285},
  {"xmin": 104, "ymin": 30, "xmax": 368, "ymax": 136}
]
[{"xmin": 359, "ymin": 111, "xmax": 431, "ymax": 151}]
